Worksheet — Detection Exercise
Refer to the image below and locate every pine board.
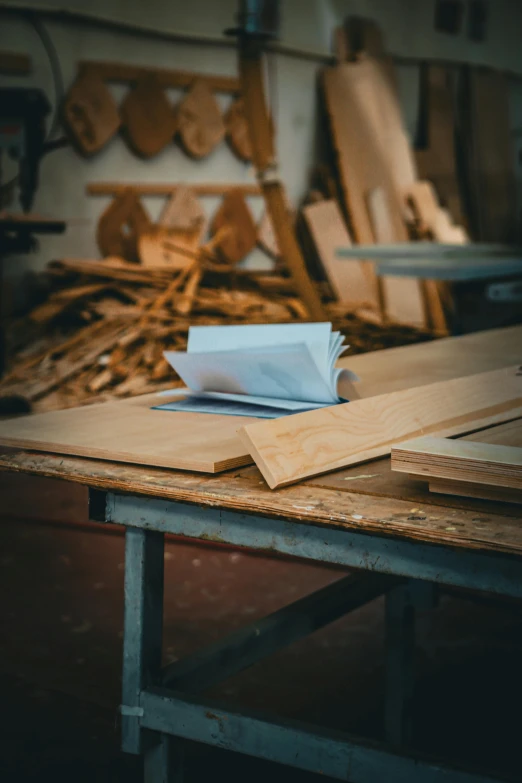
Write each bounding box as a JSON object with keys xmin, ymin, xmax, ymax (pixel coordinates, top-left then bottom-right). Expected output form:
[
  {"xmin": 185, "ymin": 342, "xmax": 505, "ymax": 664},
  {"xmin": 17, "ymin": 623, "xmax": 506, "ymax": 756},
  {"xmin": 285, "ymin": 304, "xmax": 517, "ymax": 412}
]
[
  {"xmin": 238, "ymin": 366, "xmax": 522, "ymax": 489},
  {"xmin": 302, "ymin": 200, "xmax": 378, "ymax": 310},
  {"xmin": 0, "ymin": 392, "xmax": 257, "ymax": 473},
  {"xmin": 392, "ymin": 426, "xmax": 522, "ymax": 490}
]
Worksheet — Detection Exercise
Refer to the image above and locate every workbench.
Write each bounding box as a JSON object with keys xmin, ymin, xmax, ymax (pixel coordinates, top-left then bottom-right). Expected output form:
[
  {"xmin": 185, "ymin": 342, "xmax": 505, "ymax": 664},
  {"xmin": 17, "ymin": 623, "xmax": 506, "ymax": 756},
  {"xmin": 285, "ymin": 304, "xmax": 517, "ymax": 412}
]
[{"xmin": 0, "ymin": 325, "xmax": 521, "ymax": 783}]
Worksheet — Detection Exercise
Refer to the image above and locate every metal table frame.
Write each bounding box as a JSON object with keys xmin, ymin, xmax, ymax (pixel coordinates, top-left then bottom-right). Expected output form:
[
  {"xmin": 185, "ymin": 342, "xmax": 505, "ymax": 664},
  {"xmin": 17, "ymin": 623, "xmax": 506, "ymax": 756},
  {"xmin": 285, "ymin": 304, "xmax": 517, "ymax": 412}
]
[{"xmin": 89, "ymin": 489, "xmax": 522, "ymax": 783}]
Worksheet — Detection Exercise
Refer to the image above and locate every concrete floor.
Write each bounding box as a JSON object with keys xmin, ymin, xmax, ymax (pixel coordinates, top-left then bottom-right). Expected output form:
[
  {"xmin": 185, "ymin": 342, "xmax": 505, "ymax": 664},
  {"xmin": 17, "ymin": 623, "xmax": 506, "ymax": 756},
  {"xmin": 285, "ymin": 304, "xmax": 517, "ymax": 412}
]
[{"xmin": 0, "ymin": 471, "xmax": 521, "ymax": 782}]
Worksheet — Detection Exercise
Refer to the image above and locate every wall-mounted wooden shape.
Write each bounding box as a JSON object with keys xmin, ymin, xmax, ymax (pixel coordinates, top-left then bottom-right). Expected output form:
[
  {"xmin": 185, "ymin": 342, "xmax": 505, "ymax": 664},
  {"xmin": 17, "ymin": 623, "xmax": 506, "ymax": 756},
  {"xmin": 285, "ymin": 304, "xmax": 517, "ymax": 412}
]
[
  {"xmin": 62, "ymin": 72, "xmax": 121, "ymax": 156},
  {"xmin": 96, "ymin": 189, "xmax": 151, "ymax": 260},
  {"xmin": 211, "ymin": 189, "xmax": 257, "ymax": 265},
  {"xmin": 177, "ymin": 79, "xmax": 226, "ymax": 159},
  {"xmin": 225, "ymin": 97, "xmax": 252, "ymax": 162},
  {"xmin": 120, "ymin": 74, "xmax": 177, "ymax": 158},
  {"xmin": 158, "ymin": 186, "xmax": 206, "ymax": 231}
]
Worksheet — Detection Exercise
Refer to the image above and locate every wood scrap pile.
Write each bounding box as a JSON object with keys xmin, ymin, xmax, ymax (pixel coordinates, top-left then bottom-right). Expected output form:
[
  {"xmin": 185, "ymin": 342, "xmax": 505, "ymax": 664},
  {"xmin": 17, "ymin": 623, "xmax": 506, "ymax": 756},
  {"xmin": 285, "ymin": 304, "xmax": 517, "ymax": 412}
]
[{"xmin": 0, "ymin": 255, "xmax": 430, "ymax": 414}]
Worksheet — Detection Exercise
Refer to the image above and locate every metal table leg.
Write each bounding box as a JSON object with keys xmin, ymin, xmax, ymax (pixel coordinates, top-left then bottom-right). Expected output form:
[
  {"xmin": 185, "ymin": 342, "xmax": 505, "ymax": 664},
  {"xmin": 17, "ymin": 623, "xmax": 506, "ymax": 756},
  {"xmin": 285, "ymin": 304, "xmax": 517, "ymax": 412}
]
[{"xmin": 120, "ymin": 527, "xmax": 185, "ymax": 780}]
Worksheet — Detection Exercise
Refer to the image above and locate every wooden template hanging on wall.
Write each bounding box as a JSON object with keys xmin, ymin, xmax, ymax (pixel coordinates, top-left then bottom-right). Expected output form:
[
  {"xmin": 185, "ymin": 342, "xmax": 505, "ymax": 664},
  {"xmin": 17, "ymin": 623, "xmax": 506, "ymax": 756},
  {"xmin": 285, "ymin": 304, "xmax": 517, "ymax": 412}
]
[
  {"xmin": 177, "ymin": 79, "xmax": 226, "ymax": 158},
  {"xmin": 120, "ymin": 73, "xmax": 177, "ymax": 157},
  {"xmin": 224, "ymin": 97, "xmax": 252, "ymax": 162},
  {"xmin": 96, "ymin": 189, "xmax": 151, "ymax": 260},
  {"xmin": 63, "ymin": 71, "xmax": 121, "ymax": 155},
  {"xmin": 158, "ymin": 186, "xmax": 206, "ymax": 231},
  {"xmin": 211, "ymin": 188, "xmax": 258, "ymax": 264}
]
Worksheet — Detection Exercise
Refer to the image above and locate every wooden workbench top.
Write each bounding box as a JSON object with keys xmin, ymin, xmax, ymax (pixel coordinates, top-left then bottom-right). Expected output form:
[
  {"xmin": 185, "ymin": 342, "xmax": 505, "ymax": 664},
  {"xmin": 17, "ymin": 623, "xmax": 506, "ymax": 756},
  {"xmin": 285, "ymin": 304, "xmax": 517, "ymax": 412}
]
[
  {"xmin": 0, "ymin": 448, "xmax": 520, "ymax": 559},
  {"xmin": 1, "ymin": 324, "xmax": 520, "ymax": 557}
]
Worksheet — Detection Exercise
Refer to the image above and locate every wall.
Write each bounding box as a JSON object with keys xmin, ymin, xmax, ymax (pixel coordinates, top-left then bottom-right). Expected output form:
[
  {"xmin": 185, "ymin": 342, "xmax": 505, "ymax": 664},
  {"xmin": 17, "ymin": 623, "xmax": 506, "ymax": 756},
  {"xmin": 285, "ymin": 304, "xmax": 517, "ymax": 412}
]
[{"xmin": 1, "ymin": 0, "xmax": 522, "ymax": 303}]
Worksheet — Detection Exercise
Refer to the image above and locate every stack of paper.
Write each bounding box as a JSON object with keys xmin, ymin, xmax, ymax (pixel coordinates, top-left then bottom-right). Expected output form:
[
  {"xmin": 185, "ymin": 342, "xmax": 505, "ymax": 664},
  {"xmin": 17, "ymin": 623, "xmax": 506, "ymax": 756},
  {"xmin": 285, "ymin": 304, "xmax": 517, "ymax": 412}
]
[{"xmin": 158, "ymin": 323, "xmax": 358, "ymax": 418}]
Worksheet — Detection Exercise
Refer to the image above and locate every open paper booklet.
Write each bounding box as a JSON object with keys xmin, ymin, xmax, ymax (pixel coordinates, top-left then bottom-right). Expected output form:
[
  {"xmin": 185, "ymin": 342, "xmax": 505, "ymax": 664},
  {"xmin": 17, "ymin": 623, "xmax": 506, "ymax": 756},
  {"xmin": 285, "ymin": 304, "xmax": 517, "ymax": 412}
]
[{"xmin": 156, "ymin": 323, "xmax": 358, "ymax": 418}]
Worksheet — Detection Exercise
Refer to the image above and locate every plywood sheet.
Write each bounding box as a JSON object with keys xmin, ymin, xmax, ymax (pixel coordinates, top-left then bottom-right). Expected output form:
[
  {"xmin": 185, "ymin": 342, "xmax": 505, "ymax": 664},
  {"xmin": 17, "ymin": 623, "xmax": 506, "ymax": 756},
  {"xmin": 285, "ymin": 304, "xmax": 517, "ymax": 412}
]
[
  {"xmin": 302, "ymin": 200, "xmax": 378, "ymax": 310},
  {"xmin": 238, "ymin": 366, "xmax": 522, "ymax": 488},
  {"xmin": 339, "ymin": 324, "xmax": 522, "ymax": 397},
  {"xmin": 392, "ymin": 425, "xmax": 522, "ymax": 490},
  {"xmin": 0, "ymin": 391, "xmax": 256, "ymax": 473},
  {"xmin": 323, "ymin": 61, "xmax": 407, "ymax": 245}
]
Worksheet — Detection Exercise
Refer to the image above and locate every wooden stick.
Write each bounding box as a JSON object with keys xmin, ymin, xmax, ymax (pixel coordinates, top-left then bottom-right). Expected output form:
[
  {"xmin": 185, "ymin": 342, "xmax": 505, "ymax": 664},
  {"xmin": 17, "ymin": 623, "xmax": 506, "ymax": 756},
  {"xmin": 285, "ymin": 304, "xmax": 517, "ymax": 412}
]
[
  {"xmin": 87, "ymin": 183, "xmax": 261, "ymax": 197},
  {"xmin": 78, "ymin": 61, "xmax": 240, "ymax": 93},
  {"xmin": 238, "ymin": 45, "xmax": 327, "ymax": 321}
]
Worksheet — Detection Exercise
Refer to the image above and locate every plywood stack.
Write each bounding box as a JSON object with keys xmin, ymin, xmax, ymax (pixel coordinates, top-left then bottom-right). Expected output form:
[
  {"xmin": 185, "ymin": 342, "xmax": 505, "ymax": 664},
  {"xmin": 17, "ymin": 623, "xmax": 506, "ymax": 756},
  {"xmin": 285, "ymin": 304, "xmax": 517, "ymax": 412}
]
[{"xmin": 392, "ymin": 419, "xmax": 522, "ymax": 504}]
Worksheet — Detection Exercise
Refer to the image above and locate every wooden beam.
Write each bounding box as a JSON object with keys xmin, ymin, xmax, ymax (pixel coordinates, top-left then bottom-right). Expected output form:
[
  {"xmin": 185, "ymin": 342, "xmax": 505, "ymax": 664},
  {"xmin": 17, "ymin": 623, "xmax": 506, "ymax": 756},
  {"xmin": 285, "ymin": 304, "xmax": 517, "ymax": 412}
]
[
  {"xmin": 238, "ymin": 365, "xmax": 522, "ymax": 488},
  {"xmin": 239, "ymin": 44, "xmax": 327, "ymax": 321},
  {"xmin": 87, "ymin": 183, "xmax": 261, "ymax": 197},
  {"xmin": 78, "ymin": 61, "xmax": 240, "ymax": 93}
]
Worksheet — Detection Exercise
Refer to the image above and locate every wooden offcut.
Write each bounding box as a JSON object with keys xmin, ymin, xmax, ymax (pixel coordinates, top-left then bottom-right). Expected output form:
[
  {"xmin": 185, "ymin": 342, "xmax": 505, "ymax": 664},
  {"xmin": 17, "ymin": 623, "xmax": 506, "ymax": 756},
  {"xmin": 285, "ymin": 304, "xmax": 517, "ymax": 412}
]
[
  {"xmin": 238, "ymin": 366, "xmax": 522, "ymax": 489},
  {"xmin": 158, "ymin": 187, "xmax": 206, "ymax": 230},
  {"xmin": 392, "ymin": 432, "xmax": 522, "ymax": 491},
  {"xmin": 0, "ymin": 393, "xmax": 256, "ymax": 473},
  {"xmin": 120, "ymin": 74, "xmax": 177, "ymax": 158},
  {"xmin": 302, "ymin": 199, "xmax": 379, "ymax": 311}
]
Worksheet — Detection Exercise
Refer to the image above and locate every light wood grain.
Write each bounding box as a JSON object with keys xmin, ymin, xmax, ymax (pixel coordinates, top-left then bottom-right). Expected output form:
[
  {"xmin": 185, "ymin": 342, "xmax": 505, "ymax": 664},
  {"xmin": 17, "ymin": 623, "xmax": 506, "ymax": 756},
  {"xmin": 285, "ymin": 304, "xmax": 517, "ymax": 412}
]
[
  {"xmin": 392, "ymin": 427, "xmax": 522, "ymax": 490},
  {"xmin": 238, "ymin": 366, "xmax": 522, "ymax": 488},
  {"xmin": 158, "ymin": 186, "xmax": 205, "ymax": 230},
  {"xmin": 366, "ymin": 186, "xmax": 427, "ymax": 328},
  {"xmin": 0, "ymin": 392, "xmax": 257, "ymax": 473},
  {"xmin": 339, "ymin": 324, "xmax": 522, "ymax": 397},
  {"xmin": 302, "ymin": 200, "xmax": 378, "ymax": 310},
  {"xmin": 211, "ymin": 189, "xmax": 257, "ymax": 264}
]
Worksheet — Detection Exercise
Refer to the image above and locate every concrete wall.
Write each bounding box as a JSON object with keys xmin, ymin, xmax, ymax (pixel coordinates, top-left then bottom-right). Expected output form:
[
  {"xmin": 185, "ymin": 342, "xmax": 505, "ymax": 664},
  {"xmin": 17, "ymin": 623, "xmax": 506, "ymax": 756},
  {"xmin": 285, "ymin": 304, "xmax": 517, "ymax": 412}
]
[{"xmin": 1, "ymin": 0, "xmax": 522, "ymax": 302}]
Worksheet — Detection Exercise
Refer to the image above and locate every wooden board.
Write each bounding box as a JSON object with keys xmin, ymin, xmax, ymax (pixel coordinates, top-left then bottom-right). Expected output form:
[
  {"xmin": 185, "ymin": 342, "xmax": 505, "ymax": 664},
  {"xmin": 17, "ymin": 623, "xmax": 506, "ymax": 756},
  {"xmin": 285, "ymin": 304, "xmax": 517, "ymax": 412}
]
[
  {"xmin": 429, "ymin": 478, "xmax": 522, "ymax": 505},
  {"xmin": 416, "ymin": 65, "xmax": 464, "ymax": 224},
  {"xmin": 211, "ymin": 189, "xmax": 257, "ymax": 264},
  {"xmin": 177, "ymin": 79, "xmax": 225, "ymax": 159},
  {"xmin": 339, "ymin": 324, "xmax": 522, "ymax": 397},
  {"xmin": 88, "ymin": 183, "xmax": 261, "ymax": 197},
  {"xmin": 225, "ymin": 97, "xmax": 252, "ymax": 162},
  {"xmin": 322, "ymin": 62, "xmax": 406, "ymax": 246},
  {"xmin": 366, "ymin": 186, "xmax": 427, "ymax": 328},
  {"xmin": 302, "ymin": 200, "xmax": 378, "ymax": 310},
  {"xmin": 63, "ymin": 72, "xmax": 121, "ymax": 155},
  {"xmin": 392, "ymin": 427, "xmax": 522, "ymax": 490},
  {"xmin": 96, "ymin": 189, "xmax": 151, "ymax": 260},
  {"xmin": 120, "ymin": 74, "xmax": 177, "ymax": 158},
  {"xmin": 0, "ymin": 391, "xmax": 257, "ymax": 473},
  {"xmin": 238, "ymin": 365, "xmax": 522, "ymax": 488},
  {"xmin": 464, "ymin": 68, "xmax": 517, "ymax": 243}
]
